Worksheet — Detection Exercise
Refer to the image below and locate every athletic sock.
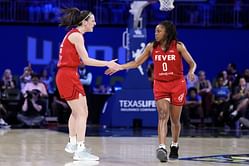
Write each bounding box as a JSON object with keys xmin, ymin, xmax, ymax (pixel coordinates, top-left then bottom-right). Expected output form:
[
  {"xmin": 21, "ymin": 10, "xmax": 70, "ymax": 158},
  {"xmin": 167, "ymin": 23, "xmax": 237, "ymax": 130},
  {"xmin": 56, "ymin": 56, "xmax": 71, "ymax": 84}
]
[
  {"xmin": 77, "ymin": 141, "xmax": 86, "ymax": 151},
  {"xmin": 159, "ymin": 144, "xmax": 166, "ymax": 149},
  {"xmin": 69, "ymin": 136, "xmax": 77, "ymax": 144},
  {"xmin": 171, "ymin": 141, "xmax": 178, "ymax": 147}
]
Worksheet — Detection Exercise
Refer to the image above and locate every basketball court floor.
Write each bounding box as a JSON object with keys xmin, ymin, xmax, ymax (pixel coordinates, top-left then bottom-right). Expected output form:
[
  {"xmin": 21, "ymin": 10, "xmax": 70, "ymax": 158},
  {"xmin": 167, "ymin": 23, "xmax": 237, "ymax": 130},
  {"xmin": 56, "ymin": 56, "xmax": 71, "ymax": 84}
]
[{"xmin": 0, "ymin": 128, "xmax": 249, "ymax": 166}]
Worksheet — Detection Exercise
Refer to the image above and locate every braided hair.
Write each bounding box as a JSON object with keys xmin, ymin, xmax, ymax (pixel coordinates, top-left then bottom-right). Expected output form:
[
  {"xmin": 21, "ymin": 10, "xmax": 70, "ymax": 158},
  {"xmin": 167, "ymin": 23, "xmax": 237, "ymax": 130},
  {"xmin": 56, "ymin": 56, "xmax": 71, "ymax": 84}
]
[{"xmin": 153, "ymin": 20, "xmax": 177, "ymax": 52}]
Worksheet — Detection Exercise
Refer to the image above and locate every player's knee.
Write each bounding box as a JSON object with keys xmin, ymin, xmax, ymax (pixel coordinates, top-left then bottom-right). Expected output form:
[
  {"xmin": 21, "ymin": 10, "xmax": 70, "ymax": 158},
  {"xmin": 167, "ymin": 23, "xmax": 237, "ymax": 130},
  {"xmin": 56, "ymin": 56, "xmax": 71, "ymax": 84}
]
[
  {"xmin": 171, "ymin": 119, "xmax": 181, "ymax": 126},
  {"xmin": 79, "ymin": 108, "xmax": 88, "ymax": 117},
  {"xmin": 72, "ymin": 108, "xmax": 88, "ymax": 118},
  {"xmin": 158, "ymin": 110, "xmax": 168, "ymax": 120}
]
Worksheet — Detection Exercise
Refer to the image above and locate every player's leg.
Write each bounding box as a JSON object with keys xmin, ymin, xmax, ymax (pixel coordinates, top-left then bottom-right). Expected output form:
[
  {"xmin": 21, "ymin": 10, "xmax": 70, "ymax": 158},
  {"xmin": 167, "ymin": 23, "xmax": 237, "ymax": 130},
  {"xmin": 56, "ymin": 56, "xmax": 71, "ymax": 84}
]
[
  {"xmin": 67, "ymin": 94, "xmax": 99, "ymax": 161},
  {"xmin": 156, "ymin": 98, "xmax": 170, "ymax": 162},
  {"xmin": 169, "ymin": 104, "xmax": 182, "ymax": 159},
  {"xmin": 168, "ymin": 78, "xmax": 186, "ymax": 159},
  {"xmin": 64, "ymin": 113, "xmax": 77, "ymax": 153}
]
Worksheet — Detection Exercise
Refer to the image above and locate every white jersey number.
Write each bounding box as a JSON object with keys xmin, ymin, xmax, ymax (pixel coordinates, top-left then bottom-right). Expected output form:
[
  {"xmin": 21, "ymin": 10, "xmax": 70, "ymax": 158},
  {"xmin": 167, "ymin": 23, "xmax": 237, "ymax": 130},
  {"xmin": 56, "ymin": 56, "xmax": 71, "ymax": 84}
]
[{"xmin": 162, "ymin": 62, "xmax": 168, "ymax": 71}]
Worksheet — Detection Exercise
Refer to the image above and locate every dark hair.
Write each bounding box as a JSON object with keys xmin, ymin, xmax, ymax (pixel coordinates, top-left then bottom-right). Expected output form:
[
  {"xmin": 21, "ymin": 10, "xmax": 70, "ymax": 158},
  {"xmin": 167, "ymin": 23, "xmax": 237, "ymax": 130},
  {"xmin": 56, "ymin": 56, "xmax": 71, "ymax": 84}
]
[
  {"xmin": 31, "ymin": 73, "xmax": 40, "ymax": 79},
  {"xmin": 188, "ymin": 87, "xmax": 197, "ymax": 94},
  {"xmin": 229, "ymin": 63, "xmax": 237, "ymax": 70},
  {"xmin": 153, "ymin": 20, "xmax": 177, "ymax": 52},
  {"xmin": 59, "ymin": 7, "xmax": 92, "ymax": 28}
]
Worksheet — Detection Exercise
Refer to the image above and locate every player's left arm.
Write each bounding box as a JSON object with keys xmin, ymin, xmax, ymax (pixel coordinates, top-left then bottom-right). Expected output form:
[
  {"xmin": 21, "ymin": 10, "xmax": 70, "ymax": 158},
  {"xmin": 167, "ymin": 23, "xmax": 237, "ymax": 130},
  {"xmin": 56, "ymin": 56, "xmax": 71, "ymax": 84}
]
[{"xmin": 177, "ymin": 42, "xmax": 197, "ymax": 81}]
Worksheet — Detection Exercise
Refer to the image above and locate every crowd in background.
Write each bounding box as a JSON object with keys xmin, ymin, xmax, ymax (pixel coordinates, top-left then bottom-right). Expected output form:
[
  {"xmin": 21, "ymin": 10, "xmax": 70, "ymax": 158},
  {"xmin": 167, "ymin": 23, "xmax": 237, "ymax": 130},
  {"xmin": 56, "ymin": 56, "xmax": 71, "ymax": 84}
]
[
  {"xmin": 0, "ymin": 62, "xmax": 249, "ymax": 130},
  {"xmin": 0, "ymin": 63, "xmax": 95, "ymax": 128},
  {"xmin": 147, "ymin": 63, "xmax": 249, "ymax": 129}
]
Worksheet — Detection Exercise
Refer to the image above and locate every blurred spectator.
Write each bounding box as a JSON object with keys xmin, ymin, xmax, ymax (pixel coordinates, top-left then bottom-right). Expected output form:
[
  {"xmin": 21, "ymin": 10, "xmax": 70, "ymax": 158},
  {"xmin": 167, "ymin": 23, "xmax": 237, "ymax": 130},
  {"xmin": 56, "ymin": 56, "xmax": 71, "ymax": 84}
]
[
  {"xmin": 182, "ymin": 87, "xmax": 204, "ymax": 128},
  {"xmin": 40, "ymin": 68, "xmax": 54, "ymax": 116},
  {"xmin": 93, "ymin": 84, "xmax": 112, "ymax": 94},
  {"xmin": 22, "ymin": 73, "xmax": 48, "ymax": 97},
  {"xmin": 17, "ymin": 89, "xmax": 45, "ymax": 127},
  {"xmin": 28, "ymin": 2, "xmax": 41, "ymax": 22},
  {"xmin": 79, "ymin": 65, "xmax": 93, "ymax": 95},
  {"xmin": 0, "ymin": 68, "xmax": 18, "ymax": 128},
  {"xmin": 196, "ymin": 70, "xmax": 213, "ymax": 117},
  {"xmin": 51, "ymin": 87, "xmax": 70, "ymax": 124},
  {"xmin": 42, "ymin": 3, "xmax": 53, "ymax": 22},
  {"xmin": 230, "ymin": 77, "xmax": 249, "ymax": 118},
  {"xmin": 212, "ymin": 76, "xmax": 231, "ymax": 127},
  {"xmin": 218, "ymin": 70, "xmax": 232, "ymax": 88},
  {"xmin": 239, "ymin": 116, "xmax": 249, "ymax": 129},
  {"xmin": 185, "ymin": 74, "xmax": 198, "ymax": 89},
  {"xmin": 19, "ymin": 65, "xmax": 33, "ymax": 90},
  {"xmin": 22, "ymin": 73, "xmax": 49, "ymax": 116},
  {"xmin": 40, "ymin": 68, "xmax": 54, "ymax": 94},
  {"xmin": 0, "ymin": 102, "xmax": 10, "ymax": 128},
  {"xmin": 0, "ymin": 69, "xmax": 16, "ymax": 91},
  {"xmin": 242, "ymin": 68, "xmax": 249, "ymax": 83},
  {"xmin": 187, "ymin": 5, "xmax": 199, "ymax": 24},
  {"xmin": 226, "ymin": 63, "xmax": 239, "ymax": 88},
  {"xmin": 196, "ymin": 70, "xmax": 212, "ymax": 93}
]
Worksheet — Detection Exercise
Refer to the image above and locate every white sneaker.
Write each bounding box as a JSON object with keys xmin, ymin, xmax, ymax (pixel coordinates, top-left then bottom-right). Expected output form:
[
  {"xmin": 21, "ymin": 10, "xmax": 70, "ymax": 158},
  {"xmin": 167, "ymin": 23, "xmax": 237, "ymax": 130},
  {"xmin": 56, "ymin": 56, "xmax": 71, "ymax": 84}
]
[
  {"xmin": 64, "ymin": 161, "xmax": 100, "ymax": 166},
  {"xmin": 65, "ymin": 142, "xmax": 77, "ymax": 153},
  {"xmin": 0, "ymin": 124, "xmax": 11, "ymax": 129},
  {"xmin": 73, "ymin": 149, "xmax": 99, "ymax": 161}
]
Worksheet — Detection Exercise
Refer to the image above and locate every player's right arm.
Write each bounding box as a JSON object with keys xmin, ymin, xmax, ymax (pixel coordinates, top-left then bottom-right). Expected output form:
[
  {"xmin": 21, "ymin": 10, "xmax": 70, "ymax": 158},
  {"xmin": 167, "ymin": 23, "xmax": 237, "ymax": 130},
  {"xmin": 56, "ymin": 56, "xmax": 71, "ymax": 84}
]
[
  {"xmin": 105, "ymin": 43, "xmax": 152, "ymax": 75},
  {"xmin": 123, "ymin": 43, "xmax": 152, "ymax": 69},
  {"xmin": 69, "ymin": 32, "xmax": 119, "ymax": 69}
]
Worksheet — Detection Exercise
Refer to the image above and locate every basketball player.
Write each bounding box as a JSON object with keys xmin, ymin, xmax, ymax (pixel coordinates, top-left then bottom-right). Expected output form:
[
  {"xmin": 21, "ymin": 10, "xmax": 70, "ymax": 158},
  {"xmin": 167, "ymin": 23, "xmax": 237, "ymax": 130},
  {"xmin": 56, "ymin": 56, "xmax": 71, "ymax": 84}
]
[
  {"xmin": 106, "ymin": 20, "xmax": 196, "ymax": 162},
  {"xmin": 56, "ymin": 8, "xmax": 121, "ymax": 161}
]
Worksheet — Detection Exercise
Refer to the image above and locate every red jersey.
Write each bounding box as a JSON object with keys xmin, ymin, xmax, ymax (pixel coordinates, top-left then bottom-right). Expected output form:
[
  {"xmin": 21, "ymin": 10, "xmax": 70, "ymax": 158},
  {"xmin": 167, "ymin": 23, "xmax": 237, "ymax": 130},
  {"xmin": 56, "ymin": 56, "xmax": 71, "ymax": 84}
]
[
  {"xmin": 57, "ymin": 29, "xmax": 81, "ymax": 68},
  {"xmin": 152, "ymin": 41, "xmax": 184, "ymax": 82}
]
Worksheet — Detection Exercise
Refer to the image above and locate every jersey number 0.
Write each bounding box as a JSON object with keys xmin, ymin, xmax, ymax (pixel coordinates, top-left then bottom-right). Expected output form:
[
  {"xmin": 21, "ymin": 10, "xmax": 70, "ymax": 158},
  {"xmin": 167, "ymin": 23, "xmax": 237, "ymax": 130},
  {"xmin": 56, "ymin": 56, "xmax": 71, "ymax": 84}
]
[{"xmin": 162, "ymin": 62, "xmax": 168, "ymax": 71}]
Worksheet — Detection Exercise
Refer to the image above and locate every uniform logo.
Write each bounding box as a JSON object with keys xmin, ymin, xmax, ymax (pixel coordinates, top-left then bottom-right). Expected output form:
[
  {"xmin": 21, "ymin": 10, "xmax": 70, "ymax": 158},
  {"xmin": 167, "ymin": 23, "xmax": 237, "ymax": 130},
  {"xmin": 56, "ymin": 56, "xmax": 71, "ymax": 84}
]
[
  {"xmin": 169, "ymin": 50, "xmax": 174, "ymax": 53},
  {"xmin": 178, "ymin": 93, "xmax": 184, "ymax": 102}
]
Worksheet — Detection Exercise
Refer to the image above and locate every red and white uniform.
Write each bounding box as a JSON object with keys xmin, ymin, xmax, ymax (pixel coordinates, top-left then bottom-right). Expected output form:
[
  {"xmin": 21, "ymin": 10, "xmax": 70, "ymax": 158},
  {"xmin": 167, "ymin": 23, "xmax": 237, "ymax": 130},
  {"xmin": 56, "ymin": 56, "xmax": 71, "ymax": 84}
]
[
  {"xmin": 152, "ymin": 41, "xmax": 187, "ymax": 105},
  {"xmin": 56, "ymin": 29, "xmax": 85, "ymax": 101}
]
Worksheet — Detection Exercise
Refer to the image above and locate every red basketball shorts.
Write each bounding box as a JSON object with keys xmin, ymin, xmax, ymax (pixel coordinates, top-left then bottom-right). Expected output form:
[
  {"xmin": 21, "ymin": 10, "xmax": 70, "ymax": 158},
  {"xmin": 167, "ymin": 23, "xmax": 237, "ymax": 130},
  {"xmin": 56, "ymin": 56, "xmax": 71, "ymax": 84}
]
[
  {"xmin": 56, "ymin": 67, "xmax": 85, "ymax": 101},
  {"xmin": 153, "ymin": 78, "xmax": 187, "ymax": 106}
]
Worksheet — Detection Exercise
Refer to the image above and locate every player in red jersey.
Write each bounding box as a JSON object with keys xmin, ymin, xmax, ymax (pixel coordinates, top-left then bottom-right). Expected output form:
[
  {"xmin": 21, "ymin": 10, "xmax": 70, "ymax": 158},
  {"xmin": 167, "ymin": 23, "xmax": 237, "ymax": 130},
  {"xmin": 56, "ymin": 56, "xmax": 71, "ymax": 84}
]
[
  {"xmin": 105, "ymin": 20, "xmax": 196, "ymax": 162},
  {"xmin": 56, "ymin": 8, "xmax": 121, "ymax": 161}
]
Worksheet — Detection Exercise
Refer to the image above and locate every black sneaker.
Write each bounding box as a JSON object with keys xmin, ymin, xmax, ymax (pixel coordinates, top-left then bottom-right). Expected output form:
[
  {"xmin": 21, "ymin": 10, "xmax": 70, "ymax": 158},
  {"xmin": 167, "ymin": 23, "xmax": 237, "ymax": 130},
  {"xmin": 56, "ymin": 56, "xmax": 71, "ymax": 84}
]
[
  {"xmin": 169, "ymin": 145, "xmax": 179, "ymax": 159},
  {"xmin": 156, "ymin": 148, "xmax": 168, "ymax": 162}
]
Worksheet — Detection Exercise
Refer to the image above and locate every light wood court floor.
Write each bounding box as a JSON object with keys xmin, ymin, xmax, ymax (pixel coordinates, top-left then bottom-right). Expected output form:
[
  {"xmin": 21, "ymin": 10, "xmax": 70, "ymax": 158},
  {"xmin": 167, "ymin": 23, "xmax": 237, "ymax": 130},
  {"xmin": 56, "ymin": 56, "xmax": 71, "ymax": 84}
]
[{"xmin": 0, "ymin": 129, "xmax": 248, "ymax": 166}]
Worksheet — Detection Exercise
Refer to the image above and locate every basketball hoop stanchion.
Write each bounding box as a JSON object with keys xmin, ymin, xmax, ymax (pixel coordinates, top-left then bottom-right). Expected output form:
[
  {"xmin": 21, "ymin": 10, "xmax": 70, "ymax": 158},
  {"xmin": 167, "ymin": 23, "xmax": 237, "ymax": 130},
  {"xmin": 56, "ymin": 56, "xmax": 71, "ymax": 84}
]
[
  {"xmin": 129, "ymin": 1, "xmax": 150, "ymax": 29},
  {"xmin": 122, "ymin": 1, "xmax": 150, "ymax": 63},
  {"xmin": 121, "ymin": 0, "xmax": 151, "ymax": 87}
]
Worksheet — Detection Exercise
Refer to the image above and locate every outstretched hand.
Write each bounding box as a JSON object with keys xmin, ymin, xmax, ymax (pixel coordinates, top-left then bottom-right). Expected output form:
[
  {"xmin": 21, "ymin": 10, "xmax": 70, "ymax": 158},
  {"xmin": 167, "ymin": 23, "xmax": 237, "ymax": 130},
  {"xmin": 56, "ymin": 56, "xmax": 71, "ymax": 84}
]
[
  {"xmin": 105, "ymin": 68, "xmax": 118, "ymax": 75},
  {"xmin": 106, "ymin": 59, "xmax": 118, "ymax": 69},
  {"xmin": 105, "ymin": 59, "xmax": 123, "ymax": 75}
]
